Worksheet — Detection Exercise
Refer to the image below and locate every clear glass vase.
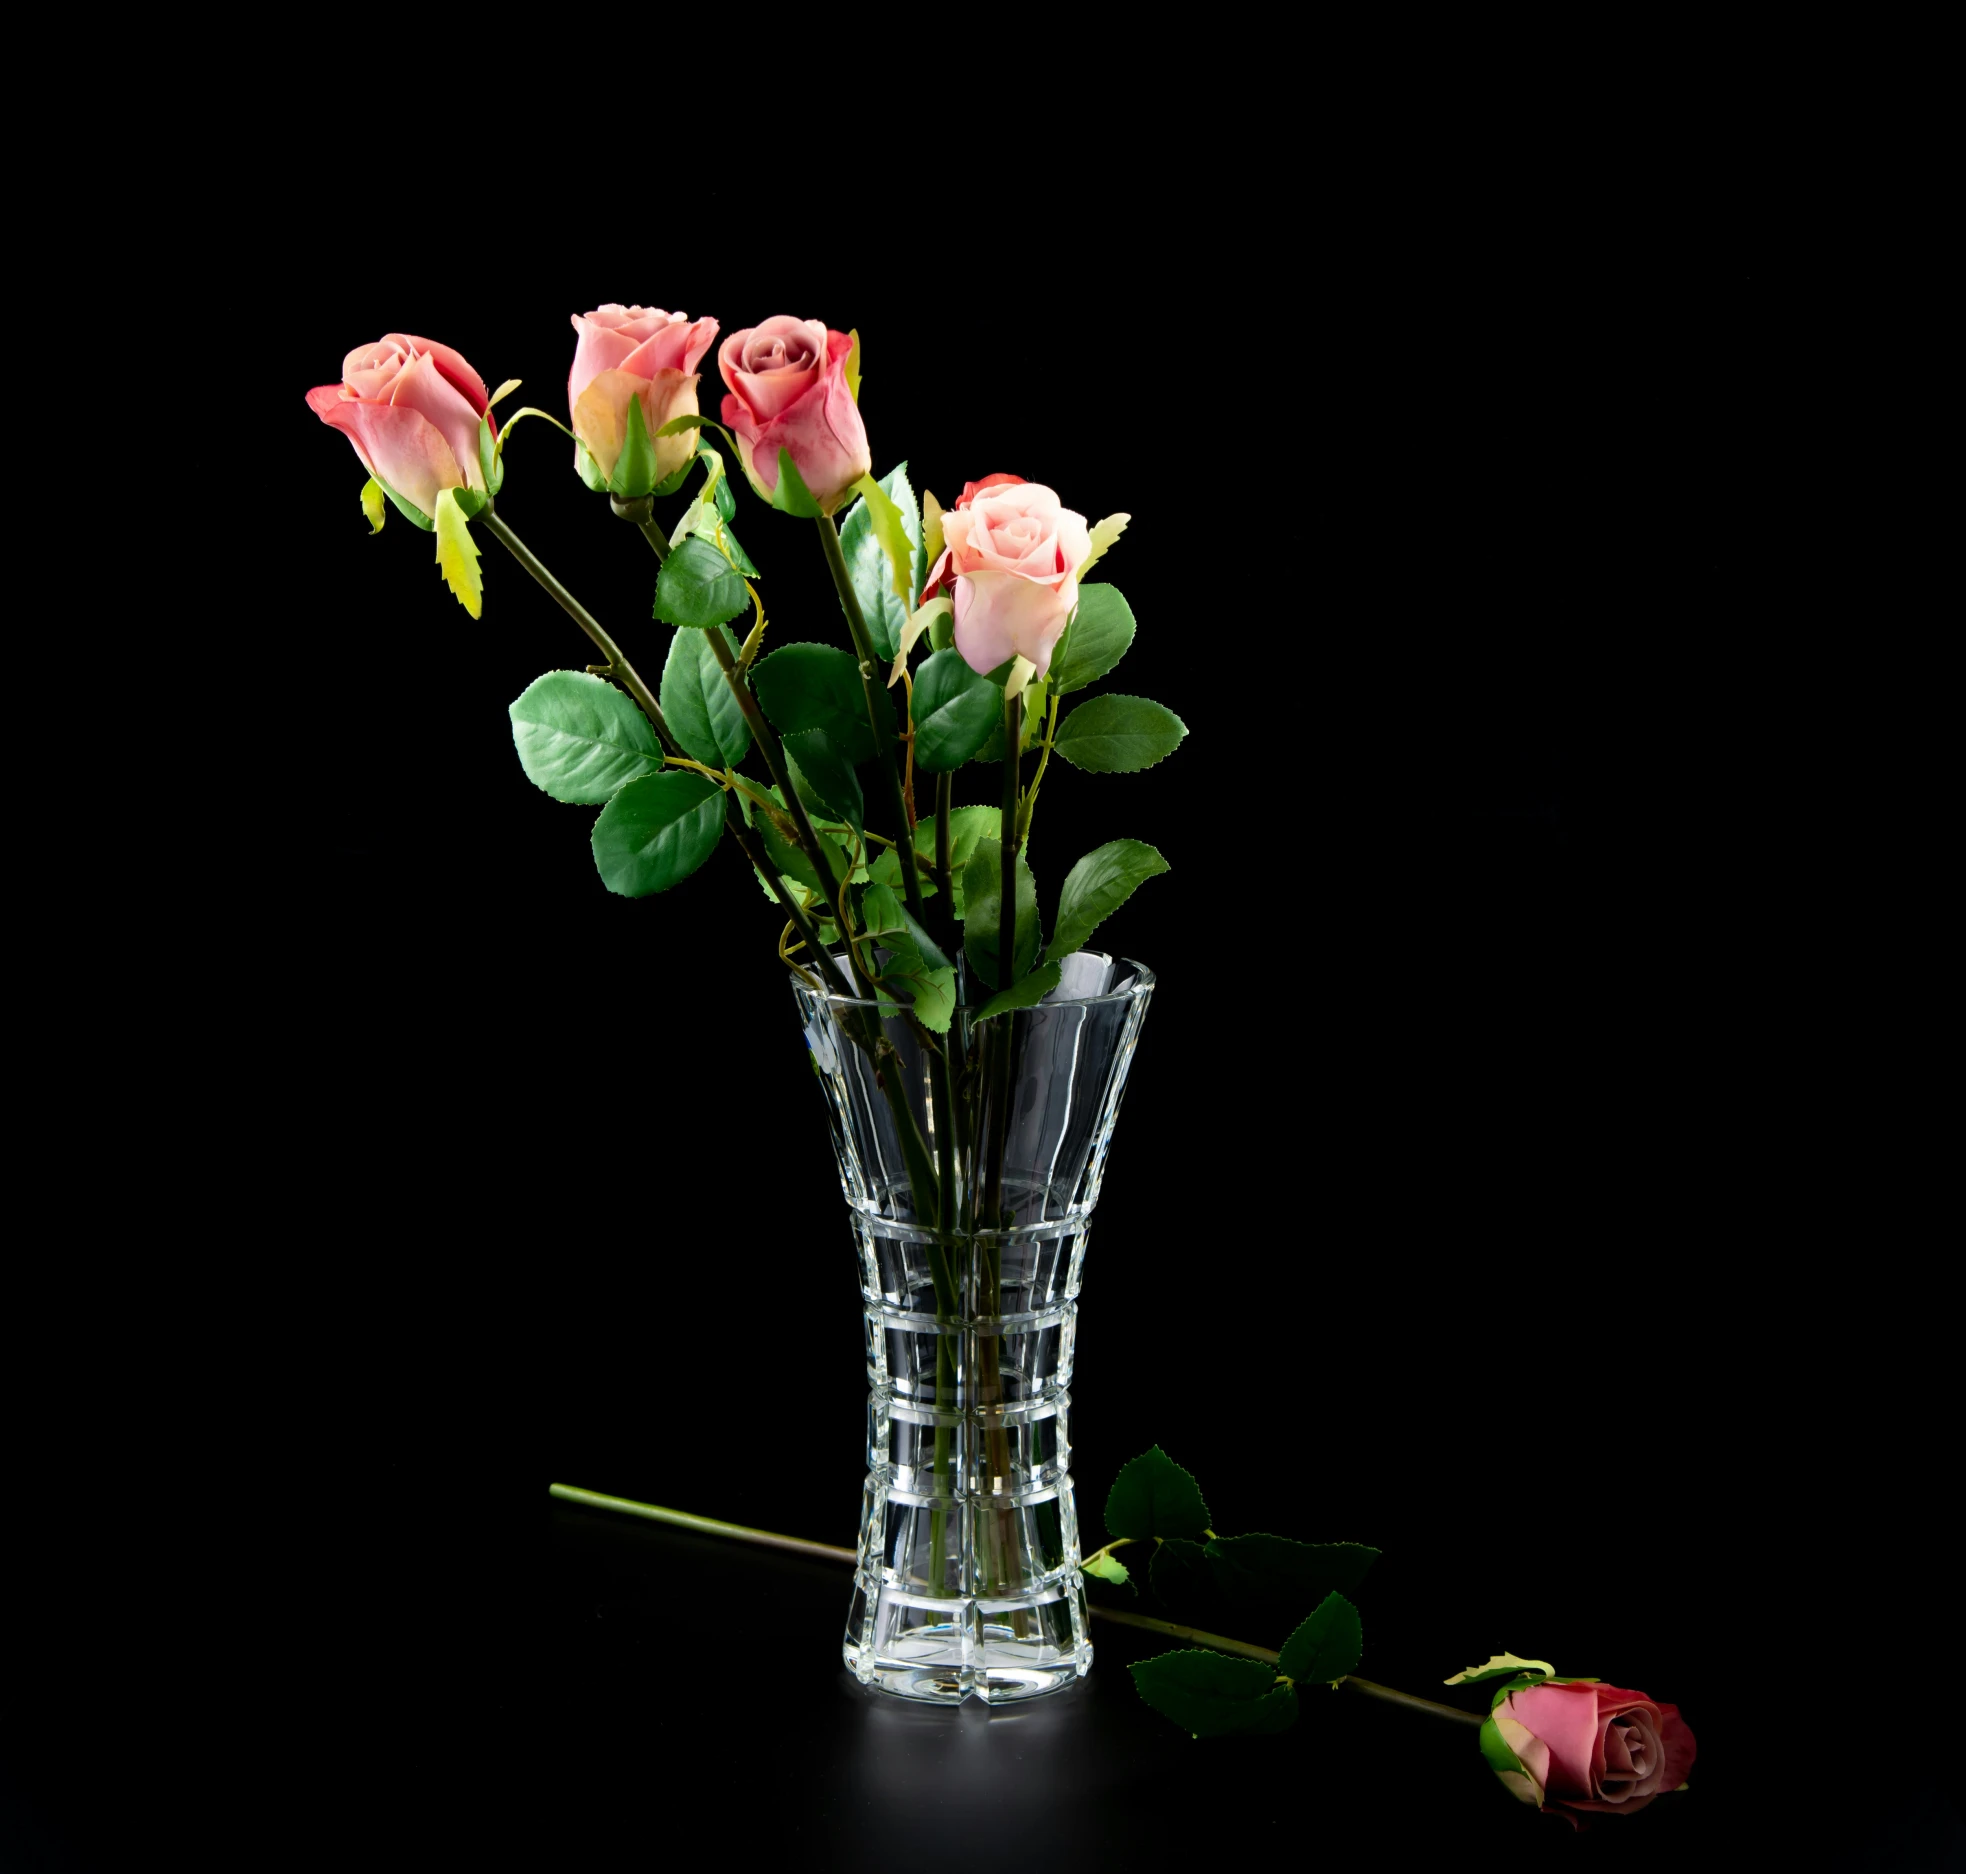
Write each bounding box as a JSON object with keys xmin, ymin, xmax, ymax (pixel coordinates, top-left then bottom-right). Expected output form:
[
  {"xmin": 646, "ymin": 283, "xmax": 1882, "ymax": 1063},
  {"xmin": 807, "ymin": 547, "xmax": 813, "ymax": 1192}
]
[{"xmin": 793, "ymin": 950, "xmax": 1156, "ymax": 1704}]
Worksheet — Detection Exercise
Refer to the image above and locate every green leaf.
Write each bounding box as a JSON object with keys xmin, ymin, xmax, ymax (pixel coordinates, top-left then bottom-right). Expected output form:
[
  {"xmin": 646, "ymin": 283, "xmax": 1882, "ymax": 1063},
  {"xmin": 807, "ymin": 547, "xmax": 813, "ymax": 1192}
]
[
  {"xmin": 960, "ymin": 839, "xmax": 1040, "ymax": 991},
  {"xmin": 751, "ymin": 642, "xmax": 894, "ymax": 765},
  {"xmin": 1443, "ymin": 1653, "xmax": 1558, "ymax": 1688},
  {"xmin": 478, "ymin": 414, "xmax": 503, "ymax": 496},
  {"xmin": 373, "ymin": 472, "xmax": 434, "ymax": 530},
  {"xmin": 659, "ymin": 623, "xmax": 750, "ymax": 769},
  {"xmin": 753, "ymin": 793, "xmax": 833, "ymax": 896},
  {"xmin": 770, "ymin": 448, "xmax": 823, "ymax": 517},
  {"xmin": 508, "ymin": 670, "xmax": 664, "ymax": 804},
  {"xmin": 590, "ymin": 770, "xmax": 724, "ymax": 897},
  {"xmin": 1082, "ymin": 1550, "xmax": 1131, "ymax": 1587},
  {"xmin": 655, "ymin": 535, "xmax": 750, "ymax": 631},
  {"xmin": 1050, "ymin": 839, "xmax": 1170, "ymax": 959},
  {"xmin": 433, "ymin": 488, "xmax": 482, "ymax": 619},
  {"xmin": 838, "ymin": 465, "xmax": 921, "ymax": 661},
  {"xmin": 868, "ymin": 841, "xmax": 936, "ymax": 900},
  {"xmin": 1129, "ymin": 1652, "xmax": 1297, "ymax": 1739},
  {"xmin": 708, "ymin": 450, "xmax": 738, "ymax": 522},
  {"xmin": 910, "ymin": 650, "xmax": 1002, "ymax": 772},
  {"xmin": 1052, "ymin": 694, "xmax": 1187, "ymax": 773},
  {"xmin": 971, "ymin": 670, "xmax": 1049, "ymax": 763},
  {"xmin": 1276, "ymin": 1593, "xmax": 1363, "ymax": 1687},
  {"xmin": 927, "ymin": 807, "xmax": 1002, "ymax": 919},
  {"xmin": 359, "ymin": 478, "xmax": 385, "ymax": 534},
  {"xmin": 975, "ymin": 959, "xmax": 1062, "ymax": 1021},
  {"xmin": 783, "ymin": 728, "xmax": 863, "ymax": 831},
  {"xmin": 1104, "ymin": 1445, "xmax": 1210, "ymax": 1542},
  {"xmin": 1048, "ymin": 584, "xmax": 1136, "ymax": 696},
  {"xmin": 573, "ymin": 440, "xmax": 610, "ymax": 493},
  {"xmin": 1204, "ymin": 1536, "xmax": 1380, "ymax": 1636}
]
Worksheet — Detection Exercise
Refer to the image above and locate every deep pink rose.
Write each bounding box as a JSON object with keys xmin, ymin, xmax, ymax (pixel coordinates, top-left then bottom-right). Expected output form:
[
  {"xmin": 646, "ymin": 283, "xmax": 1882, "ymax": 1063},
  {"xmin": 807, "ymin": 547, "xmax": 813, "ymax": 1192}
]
[
  {"xmin": 1489, "ymin": 1679, "xmax": 1698, "ymax": 1828},
  {"xmin": 305, "ymin": 335, "xmax": 491, "ymax": 519},
  {"xmin": 717, "ymin": 317, "xmax": 870, "ymax": 512},
  {"xmin": 568, "ymin": 304, "xmax": 718, "ymax": 487},
  {"xmin": 920, "ymin": 475, "xmax": 1092, "ymax": 679}
]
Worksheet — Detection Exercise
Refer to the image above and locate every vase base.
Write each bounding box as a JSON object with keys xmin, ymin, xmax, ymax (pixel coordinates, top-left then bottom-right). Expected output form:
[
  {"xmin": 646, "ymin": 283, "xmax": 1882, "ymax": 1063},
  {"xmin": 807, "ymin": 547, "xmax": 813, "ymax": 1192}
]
[{"xmin": 845, "ymin": 1636, "xmax": 1089, "ymax": 1704}]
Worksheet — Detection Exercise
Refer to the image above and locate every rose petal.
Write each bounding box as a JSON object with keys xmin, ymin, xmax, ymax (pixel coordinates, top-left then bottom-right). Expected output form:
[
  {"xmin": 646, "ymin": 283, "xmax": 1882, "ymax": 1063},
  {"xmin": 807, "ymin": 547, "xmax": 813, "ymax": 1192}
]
[
  {"xmin": 569, "ymin": 314, "xmax": 642, "ymax": 412},
  {"xmin": 313, "ymin": 398, "xmax": 463, "ymax": 517},
  {"xmin": 389, "ymin": 349, "xmax": 487, "ymax": 492},
  {"xmin": 1505, "ymin": 1684, "xmax": 1602, "ymax": 1801},
  {"xmin": 396, "ymin": 334, "xmax": 489, "ymax": 415}
]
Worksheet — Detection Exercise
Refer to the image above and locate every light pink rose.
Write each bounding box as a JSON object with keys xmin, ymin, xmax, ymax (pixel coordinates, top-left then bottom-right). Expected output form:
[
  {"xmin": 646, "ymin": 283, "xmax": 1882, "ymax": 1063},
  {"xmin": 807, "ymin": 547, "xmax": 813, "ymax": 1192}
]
[
  {"xmin": 568, "ymin": 304, "xmax": 718, "ymax": 487},
  {"xmin": 1490, "ymin": 1679, "xmax": 1698, "ymax": 1829},
  {"xmin": 717, "ymin": 317, "xmax": 871, "ymax": 512},
  {"xmin": 920, "ymin": 475, "xmax": 1092, "ymax": 679},
  {"xmin": 305, "ymin": 334, "xmax": 491, "ymax": 519}
]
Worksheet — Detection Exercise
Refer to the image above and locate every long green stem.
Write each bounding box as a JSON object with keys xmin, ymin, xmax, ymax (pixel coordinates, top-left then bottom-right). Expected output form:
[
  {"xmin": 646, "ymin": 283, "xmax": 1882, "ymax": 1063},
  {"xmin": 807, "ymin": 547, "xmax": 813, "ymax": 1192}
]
[
  {"xmin": 815, "ymin": 516, "xmax": 927, "ymax": 927},
  {"xmin": 1014, "ymin": 685, "xmax": 1060, "ymax": 847},
  {"xmin": 547, "ymin": 1484, "xmax": 1483, "ymax": 1725},
  {"xmin": 481, "ymin": 506, "xmax": 679, "ymax": 758}
]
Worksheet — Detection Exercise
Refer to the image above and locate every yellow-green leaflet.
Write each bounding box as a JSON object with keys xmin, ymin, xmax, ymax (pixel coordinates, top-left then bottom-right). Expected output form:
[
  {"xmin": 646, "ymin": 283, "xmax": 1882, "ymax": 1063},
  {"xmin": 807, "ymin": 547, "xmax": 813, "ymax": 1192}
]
[
  {"xmin": 888, "ymin": 596, "xmax": 951, "ymax": 686},
  {"xmin": 852, "ymin": 472, "xmax": 914, "ymax": 608},
  {"xmin": 1002, "ymin": 654, "xmax": 1038, "ymax": 703},
  {"xmin": 1076, "ymin": 511, "xmax": 1130, "ymax": 583},
  {"xmin": 487, "ymin": 378, "xmax": 522, "ymax": 410},
  {"xmin": 669, "ymin": 497, "xmax": 722, "ymax": 551},
  {"xmin": 1443, "ymin": 1652, "xmax": 1556, "ymax": 1686},
  {"xmin": 844, "ymin": 329, "xmax": 862, "ymax": 403},
  {"xmin": 434, "ymin": 488, "xmax": 483, "ymax": 619},
  {"xmin": 360, "ymin": 478, "xmax": 385, "ymax": 534},
  {"xmin": 922, "ymin": 488, "xmax": 945, "ymax": 572}
]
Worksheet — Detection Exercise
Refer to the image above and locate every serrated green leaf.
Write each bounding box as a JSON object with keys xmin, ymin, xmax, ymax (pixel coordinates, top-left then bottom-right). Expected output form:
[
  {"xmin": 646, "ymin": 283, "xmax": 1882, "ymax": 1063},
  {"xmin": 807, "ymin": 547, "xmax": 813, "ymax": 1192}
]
[
  {"xmin": 1104, "ymin": 1445, "xmax": 1210, "ymax": 1541},
  {"xmin": 479, "ymin": 414, "xmax": 502, "ymax": 496},
  {"xmin": 770, "ymin": 448, "xmax": 824, "ymax": 516},
  {"xmin": 1129, "ymin": 1652, "xmax": 1296, "ymax": 1739},
  {"xmin": 1052, "ymin": 694, "xmax": 1187, "ymax": 773},
  {"xmin": 1204, "ymin": 1536, "xmax": 1379, "ymax": 1636},
  {"xmin": 905, "ymin": 964, "xmax": 956, "ymax": 1033},
  {"xmin": 753, "ymin": 794, "xmax": 832, "ymax": 897},
  {"xmin": 508, "ymin": 669, "xmax": 663, "ymax": 804},
  {"xmin": 752, "ymin": 642, "xmax": 893, "ymax": 764},
  {"xmin": 1050, "ymin": 839, "xmax": 1170, "ymax": 958},
  {"xmin": 659, "ymin": 623, "xmax": 750, "ymax": 769},
  {"xmin": 1277, "ymin": 1593, "xmax": 1363, "ymax": 1687},
  {"xmin": 655, "ymin": 535, "xmax": 749, "ymax": 631},
  {"xmin": 975, "ymin": 960, "xmax": 1062, "ymax": 1020},
  {"xmin": 1048, "ymin": 584, "xmax": 1137, "ymax": 696},
  {"xmin": 910, "ymin": 649, "xmax": 1002, "ymax": 772},
  {"xmin": 590, "ymin": 769, "xmax": 724, "ymax": 897},
  {"xmin": 1082, "ymin": 1550, "xmax": 1131, "ymax": 1587},
  {"xmin": 783, "ymin": 728, "xmax": 862, "ymax": 832},
  {"xmin": 360, "ymin": 478, "xmax": 385, "ymax": 534},
  {"xmin": 1443, "ymin": 1652, "xmax": 1557, "ymax": 1688},
  {"xmin": 896, "ymin": 806, "xmax": 999, "ymax": 917},
  {"xmin": 839, "ymin": 464, "xmax": 920, "ymax": 662},
  {"xmin": 1075, "ymin": 512, "xmax": 1130, "ymax": 584},
  {"xmin": 960, "ymin": 839, "xmax": 1040, "ymax": 991},
  {"xmin": 433, "ymin": 488, "xmax": 482, "ymax": 619}
]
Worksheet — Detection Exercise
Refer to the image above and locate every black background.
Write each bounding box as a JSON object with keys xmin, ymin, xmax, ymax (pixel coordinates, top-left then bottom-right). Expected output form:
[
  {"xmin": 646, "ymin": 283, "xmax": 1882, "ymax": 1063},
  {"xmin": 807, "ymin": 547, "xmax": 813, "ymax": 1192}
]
[{"xmin": 8, "ymin": 138, "xmax": 1950, "ymax": 1868}]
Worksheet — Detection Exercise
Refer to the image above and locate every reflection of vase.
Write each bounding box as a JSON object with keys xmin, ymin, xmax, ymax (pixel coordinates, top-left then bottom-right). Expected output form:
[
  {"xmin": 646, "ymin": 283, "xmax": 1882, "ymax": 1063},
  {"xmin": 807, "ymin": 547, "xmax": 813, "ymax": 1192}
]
[{"xmin": 793, "ymin": 952, "xmax": 1156, "ymax": 1704}]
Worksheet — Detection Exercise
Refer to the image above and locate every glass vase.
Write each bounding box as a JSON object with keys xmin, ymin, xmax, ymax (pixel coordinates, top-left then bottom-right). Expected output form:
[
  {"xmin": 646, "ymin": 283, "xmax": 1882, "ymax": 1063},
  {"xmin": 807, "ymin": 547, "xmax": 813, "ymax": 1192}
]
[{"xmin": 793, "ymin": 950, "xmax": 1156, "ymax": 1704}]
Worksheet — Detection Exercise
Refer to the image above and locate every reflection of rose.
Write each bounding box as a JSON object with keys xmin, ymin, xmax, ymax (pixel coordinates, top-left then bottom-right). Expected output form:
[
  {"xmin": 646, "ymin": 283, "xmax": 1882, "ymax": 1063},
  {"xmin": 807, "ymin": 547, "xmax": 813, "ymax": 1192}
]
[
  {"xmin": 921, "ymin": 476, "xmax": 1091, "ymax": 679},
  {"xmin": 568, "ymin": 304, "xmax": 718, "ymax": 487},
  {"xmin": 305, "ymin": 334, "xmax": 490, "ymax": 519},
  {"xmin": 1485, "ymin": 1679, "xmax": 1697, "ymax": 1827},
  {"xmin": 717, "ymin": 316, "xmax": 870, "ymax": 512}
]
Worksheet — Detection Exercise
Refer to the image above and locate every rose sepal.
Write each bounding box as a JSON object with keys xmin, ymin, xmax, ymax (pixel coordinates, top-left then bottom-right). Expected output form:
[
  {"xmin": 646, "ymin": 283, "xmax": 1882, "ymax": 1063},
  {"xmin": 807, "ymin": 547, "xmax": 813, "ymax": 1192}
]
[
  {"xmin": 1478, "ymin": 1711, "xmax": 1546, "ymax": 1809},
  {"xmin": 478, "ymin": 416, "xmax": 504, "ymax": 497},
  {"xmin": 573, "ymin": 442, "xmax": 610, "ymax": 493},
  {"xmin": 1445, "ymin": 1653, "xmax": 1559, "ymax": 1688},
  {"xmin": 371, "ymin": 473, "xmax": 435, "ymax": 532},
  {"xmin": 606, "ymin": 395, "xmax": 661, "ymax": 499},
  {"xmin": 769, "ymin": 448, "xmax": 824, "ymax": 518}
]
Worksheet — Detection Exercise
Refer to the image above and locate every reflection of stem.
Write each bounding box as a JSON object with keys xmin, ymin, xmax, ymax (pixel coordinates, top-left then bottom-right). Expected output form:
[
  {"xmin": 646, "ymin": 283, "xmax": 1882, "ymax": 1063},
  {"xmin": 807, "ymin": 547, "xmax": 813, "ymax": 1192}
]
[{"xmin": 547, "ymin": 1485, "xmax": 1485, "ymax": 1725}]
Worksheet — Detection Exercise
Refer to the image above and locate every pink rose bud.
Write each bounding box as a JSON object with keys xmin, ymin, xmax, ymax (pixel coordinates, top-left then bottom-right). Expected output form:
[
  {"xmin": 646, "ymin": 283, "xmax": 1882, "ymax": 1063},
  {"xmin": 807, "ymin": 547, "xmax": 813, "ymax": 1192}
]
[
  {"xmin": 568, "ymin": 304, "xmax": 719, "ymax": 489},
  {"xmin": 920, "ymin": 476, "xmax": 1093, "ymax": 680},
  {"xmin": 717, "ymin": 317, "xmax": 871, "ymax": 513},
  {"xmin": 305, "ymin": 334, "xmax": 492, "ymax": 520},
  {"xmin": 1486, "ymin": 1679, "xmax": 1698, "ymax": 1829}
]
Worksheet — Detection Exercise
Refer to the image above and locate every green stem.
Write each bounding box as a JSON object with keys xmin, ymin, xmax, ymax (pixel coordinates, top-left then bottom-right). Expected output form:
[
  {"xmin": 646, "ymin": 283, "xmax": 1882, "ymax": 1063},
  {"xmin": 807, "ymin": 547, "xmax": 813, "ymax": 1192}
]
[
  {"xmin": 612, "ymin": 493, "xmax": 671, "ymax": 560},
  {"xmin": 546, "ymin": 1484, "xmax": 1484, "ymax": 1726},
  {"xmin": 480, "ymin": 505, "xmax": 680, "ymax": 758},
  {"xmin": 815, "ymin": 515, "xmax": 927, "ymax": 927},
  {"xmin": 1014, "ymin": 685, "xmax": 1060, "ymax": 847}
]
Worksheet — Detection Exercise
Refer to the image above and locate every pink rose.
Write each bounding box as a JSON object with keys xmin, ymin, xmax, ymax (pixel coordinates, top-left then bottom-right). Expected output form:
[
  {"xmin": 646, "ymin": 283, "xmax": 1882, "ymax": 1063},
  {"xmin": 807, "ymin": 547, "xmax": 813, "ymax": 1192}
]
[
  {"xmin": 568, "ymin": 304, "xmax": 718, "ymax": 489},
  {"xmin": 305, "ymin": 334, "xmax": 491, "ymax": 520},
  {"xmin": 920, "ymin": 475, "xmax": 1092, "ymax": 680},
  {"xmin": 717, "ymin": 317, "xmax": 871, "ymax": 512},
  {"xmin": 1488, "ymin": 1679, "xmax": 1698, "ymax": 1828}
]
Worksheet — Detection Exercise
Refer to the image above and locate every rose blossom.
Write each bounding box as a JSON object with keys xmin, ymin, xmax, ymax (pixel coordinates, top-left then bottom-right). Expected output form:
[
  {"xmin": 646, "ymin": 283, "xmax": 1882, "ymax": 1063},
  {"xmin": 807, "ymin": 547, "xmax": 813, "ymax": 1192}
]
[
  {"xmin": 568, "ymin": 304, "xmax": 718, "ymax": 488},
  {"xmin": 1487, "ymin": 1678, "xmax": 1697, "ymax": 1828},
  {"xmin": 717, "ymin": 317, "xmax": 870, "ymax": 512},
  {"xmin": 920, "ymin": 475, "xmax": 1092, "ymax": 680},
  {"xmin": 305, "ymin": 334, "xmax": 491, "ymax": 519}
]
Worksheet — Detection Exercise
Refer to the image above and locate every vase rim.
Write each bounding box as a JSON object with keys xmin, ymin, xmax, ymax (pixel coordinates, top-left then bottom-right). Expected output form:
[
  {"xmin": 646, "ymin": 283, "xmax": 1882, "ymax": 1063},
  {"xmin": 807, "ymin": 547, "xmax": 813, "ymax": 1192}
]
[{"xmin": 803, "ymin": 950, "xmax": 1155, "ymax": 1012}]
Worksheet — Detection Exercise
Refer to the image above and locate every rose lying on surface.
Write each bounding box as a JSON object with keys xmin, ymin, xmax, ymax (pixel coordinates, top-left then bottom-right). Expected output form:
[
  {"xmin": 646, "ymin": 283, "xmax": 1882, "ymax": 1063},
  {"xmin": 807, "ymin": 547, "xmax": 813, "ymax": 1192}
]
[
  {"xmin": 569, "ymin": 304, "xmax": 717, "ymax": 489},
  {"xmin": 1484, "ymin": 1676, "xmax": 1697, "ymax": 1828},
  {"xmin": 921, "ymin": 476, "xmax": 1092, "ymax": 680},
  {"xmin": 718, "ymin": 316, "xmax": 870, "ymax": 512},
  {"xmin": 305, "ymin": 334, "xmax": 491, "ymax": 520}
]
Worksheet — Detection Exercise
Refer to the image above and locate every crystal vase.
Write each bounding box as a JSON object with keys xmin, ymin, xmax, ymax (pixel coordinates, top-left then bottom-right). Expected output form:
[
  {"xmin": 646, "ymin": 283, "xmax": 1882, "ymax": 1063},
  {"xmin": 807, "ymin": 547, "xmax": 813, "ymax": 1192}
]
[{"xmin": 793, "ymin": 951, "xmax": 1156, "ymax": 1704}]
